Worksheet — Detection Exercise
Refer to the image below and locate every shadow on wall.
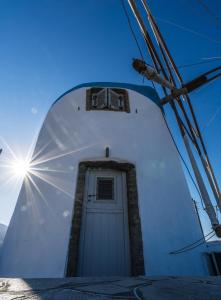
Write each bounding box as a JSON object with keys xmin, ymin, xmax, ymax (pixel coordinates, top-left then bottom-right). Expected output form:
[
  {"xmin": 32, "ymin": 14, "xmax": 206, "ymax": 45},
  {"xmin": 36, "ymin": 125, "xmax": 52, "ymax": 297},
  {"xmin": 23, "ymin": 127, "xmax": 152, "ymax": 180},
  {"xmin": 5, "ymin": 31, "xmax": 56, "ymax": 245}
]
[{"xmin": 0, "ymin": 223, "xmax": 7, "ymax": 250}]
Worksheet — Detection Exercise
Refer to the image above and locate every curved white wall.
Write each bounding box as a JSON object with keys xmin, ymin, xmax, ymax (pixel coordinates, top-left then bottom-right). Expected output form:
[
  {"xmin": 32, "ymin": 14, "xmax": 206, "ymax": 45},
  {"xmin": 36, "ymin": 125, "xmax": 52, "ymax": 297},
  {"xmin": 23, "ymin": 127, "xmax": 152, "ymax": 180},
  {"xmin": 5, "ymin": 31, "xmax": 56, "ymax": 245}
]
[{"xmin": 0, "ymin": 83, "xmax": 208, "ymax": 277}]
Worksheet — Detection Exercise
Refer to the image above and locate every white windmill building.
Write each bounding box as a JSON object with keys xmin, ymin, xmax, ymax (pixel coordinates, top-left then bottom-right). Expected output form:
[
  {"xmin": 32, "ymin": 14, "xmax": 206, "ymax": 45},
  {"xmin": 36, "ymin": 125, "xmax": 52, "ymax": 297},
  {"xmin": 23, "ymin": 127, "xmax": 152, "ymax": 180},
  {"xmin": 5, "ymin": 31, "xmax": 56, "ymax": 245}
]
[{"xmin": 1, "ymin": 82, "xmax": 220, "ymax": 278}]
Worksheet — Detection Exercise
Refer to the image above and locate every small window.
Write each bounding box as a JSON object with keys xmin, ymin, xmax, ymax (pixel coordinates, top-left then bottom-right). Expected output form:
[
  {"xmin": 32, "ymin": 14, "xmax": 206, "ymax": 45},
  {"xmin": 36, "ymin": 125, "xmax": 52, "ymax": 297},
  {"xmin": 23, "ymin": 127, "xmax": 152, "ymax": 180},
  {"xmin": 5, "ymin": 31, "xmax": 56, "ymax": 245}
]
[
  {"xmin": 96, "ymin": 177, "xmax": 114, "ymax": 200},
  {"xmin": 86, "ymin": 88, "xmax": 130, "ymax": 112}
]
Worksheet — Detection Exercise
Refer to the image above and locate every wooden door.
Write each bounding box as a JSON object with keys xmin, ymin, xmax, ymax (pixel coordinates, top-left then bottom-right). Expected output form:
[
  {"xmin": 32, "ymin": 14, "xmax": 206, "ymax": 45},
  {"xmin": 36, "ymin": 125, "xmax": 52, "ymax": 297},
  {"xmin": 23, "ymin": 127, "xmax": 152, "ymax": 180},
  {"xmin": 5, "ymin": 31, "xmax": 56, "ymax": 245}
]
[{"xmin": 77, "ymin": 168, "xmax": 131, "ymax": 276}]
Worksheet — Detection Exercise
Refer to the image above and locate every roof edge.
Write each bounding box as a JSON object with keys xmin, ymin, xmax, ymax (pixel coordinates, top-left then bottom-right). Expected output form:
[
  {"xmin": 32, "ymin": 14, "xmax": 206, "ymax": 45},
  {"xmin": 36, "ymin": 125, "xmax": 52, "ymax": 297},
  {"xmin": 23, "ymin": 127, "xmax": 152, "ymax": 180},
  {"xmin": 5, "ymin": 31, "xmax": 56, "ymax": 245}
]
[{"xmin": 51, "ymin": 82, "xmax": 162, "ymax": 109}]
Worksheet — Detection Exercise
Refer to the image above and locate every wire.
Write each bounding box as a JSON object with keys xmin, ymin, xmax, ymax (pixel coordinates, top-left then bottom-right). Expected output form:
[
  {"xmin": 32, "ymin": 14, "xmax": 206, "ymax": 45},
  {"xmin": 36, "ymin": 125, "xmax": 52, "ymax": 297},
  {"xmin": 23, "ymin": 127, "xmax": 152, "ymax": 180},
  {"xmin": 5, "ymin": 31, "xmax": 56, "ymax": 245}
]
[
  {"xmin": 172, "ymin": 58, "xmax": 221, "ymax": 70},
  {"xmin": 156, "ymin": 17, "xmax": 221, "ymax": 46},
  {"xmin": 120, "ymin": 0, "xmax": 144, "ymax": 61},
  {"xmin": 130, "ymin": 1, "xmax": 221, "ymax": 256},
  {"xmin": 150, "ymin": 79, "xmax": 157, "ymax": 90},
  {"xmin": 196, "ymin": 0, "xmax": 221, "ymax": 31},
  {"xmin": 170, "ymin": 231, "xmax": 215, "ymax": 254},
  {"xmin": 162, "ymin": 115, "xmax": 205, "ymax": 210},
  {"xmin": 150, "ymin": 114, "xmax": 217, "ymax": 252},
  {"xmin": 203, "ymin": 103, "xmax": 221, "ymax": 131},
  {"xmin": 171, "ymin": 229, "xmax": 214, "ymax": 253},
  {"xmin": 70, "ymin": 288, "xmax": 134, "ymax": 299},
  {"xmin": 133, "ymin": 286, "xmax": 143, "ymax": 300},
  {"xmin": 151, "ymin": 77, "xmax": 205, "ymax": 209},
  {"xmin": 142, "ymin": 8, "xmax": 217, "ymax": 214}
]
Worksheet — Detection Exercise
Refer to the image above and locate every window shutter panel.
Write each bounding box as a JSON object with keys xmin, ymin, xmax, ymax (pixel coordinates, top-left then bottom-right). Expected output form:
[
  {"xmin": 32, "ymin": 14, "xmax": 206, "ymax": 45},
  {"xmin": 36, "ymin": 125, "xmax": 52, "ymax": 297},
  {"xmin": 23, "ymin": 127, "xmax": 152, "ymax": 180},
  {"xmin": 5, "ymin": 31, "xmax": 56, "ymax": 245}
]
[
  {"xmin": 96, "ymin": 89, "xmax": 107, "ymax": 109},
  {"xmin": 109, "ymin": 89, "xmax": 122, "ymax": 110}
]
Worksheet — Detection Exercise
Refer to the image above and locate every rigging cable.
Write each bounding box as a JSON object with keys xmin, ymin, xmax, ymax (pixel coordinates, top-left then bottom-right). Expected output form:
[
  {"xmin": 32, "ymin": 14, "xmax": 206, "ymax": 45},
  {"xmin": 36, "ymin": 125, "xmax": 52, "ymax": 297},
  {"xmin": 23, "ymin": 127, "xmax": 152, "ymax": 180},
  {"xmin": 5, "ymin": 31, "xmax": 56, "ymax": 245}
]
[
  {"xmin": 164, "ymin": 112, "xmax": 221, "ymax": 216},
  {"xmin": 162, "ymin": 111, "xmax": 218, "ymax": 252},
  {"xmin": 170, "ymin": 231, "xmax": 215, "ymax": 254},
  {"xmin": 120, "ymin": 0, "xmax": 144, "ymax": 61},
  {"xmin": 159, "ymin": 57, "xmax": 221, "ymax": 71},
  {"xmin": 142, "ymin": 1, "xmax": 221, "ymax": 221},
  {"xmin": 196, "ymin": 0, "xmax": 221, "ymax": 31},
  {"xmin": 156, "ymin": 17, "xmax": 221, "ymax": 46},
  {"xmin": 203, "ymin": 103, "xmax": 221, "ymax": 131},
  {"xmin": 128, "ymin": 0, "xmax": 221, "ymax": 249},
  {"xmin": 162, "ymin": 114, "xmax": 206, "ymax": 210},
  {"xmin": 128, "ymin": 1, "xmax": 221, "ymax": 233}
]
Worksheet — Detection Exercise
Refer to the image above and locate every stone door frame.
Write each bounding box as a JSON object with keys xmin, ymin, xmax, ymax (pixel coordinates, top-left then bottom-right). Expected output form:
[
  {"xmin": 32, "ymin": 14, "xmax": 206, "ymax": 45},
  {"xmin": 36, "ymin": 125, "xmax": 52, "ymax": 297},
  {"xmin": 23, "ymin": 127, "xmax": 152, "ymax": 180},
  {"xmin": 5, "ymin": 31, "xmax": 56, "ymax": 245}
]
[{"xmin": 66, "ymin": 160, "xmax": 145, "ymax": 276}]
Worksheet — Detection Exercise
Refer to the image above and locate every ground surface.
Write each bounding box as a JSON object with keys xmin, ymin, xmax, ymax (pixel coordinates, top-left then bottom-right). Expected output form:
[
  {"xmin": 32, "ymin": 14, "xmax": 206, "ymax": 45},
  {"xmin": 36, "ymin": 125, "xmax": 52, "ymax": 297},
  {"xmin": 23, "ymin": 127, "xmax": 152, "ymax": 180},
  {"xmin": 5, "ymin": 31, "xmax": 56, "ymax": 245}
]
[{"xmin": 0, "ymin": 276, "xmax": 221, "ymax": 299}]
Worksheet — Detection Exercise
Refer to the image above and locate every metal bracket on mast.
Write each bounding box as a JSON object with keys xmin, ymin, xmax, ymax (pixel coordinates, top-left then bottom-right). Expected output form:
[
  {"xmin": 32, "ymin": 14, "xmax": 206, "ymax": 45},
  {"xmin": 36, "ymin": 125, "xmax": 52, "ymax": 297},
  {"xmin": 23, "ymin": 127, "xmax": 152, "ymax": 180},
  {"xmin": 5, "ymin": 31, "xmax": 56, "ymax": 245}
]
[
  {"xmin": 132, "ymin": 59, "xmax": 174, "ymax": 89},
  {"xmin": 133, "ymin": 58, "xmax": 221, "ymax": 105}
]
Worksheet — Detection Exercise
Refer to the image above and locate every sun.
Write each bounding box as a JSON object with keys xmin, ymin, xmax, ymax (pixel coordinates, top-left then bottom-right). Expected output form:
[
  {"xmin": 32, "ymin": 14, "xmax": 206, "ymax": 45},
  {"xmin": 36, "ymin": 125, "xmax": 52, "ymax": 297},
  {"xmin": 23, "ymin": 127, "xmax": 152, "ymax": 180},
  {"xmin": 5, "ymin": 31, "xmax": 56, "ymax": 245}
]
[{"xmin": 13, "ymin": 160, "xmax": 31, "ymax": 177}]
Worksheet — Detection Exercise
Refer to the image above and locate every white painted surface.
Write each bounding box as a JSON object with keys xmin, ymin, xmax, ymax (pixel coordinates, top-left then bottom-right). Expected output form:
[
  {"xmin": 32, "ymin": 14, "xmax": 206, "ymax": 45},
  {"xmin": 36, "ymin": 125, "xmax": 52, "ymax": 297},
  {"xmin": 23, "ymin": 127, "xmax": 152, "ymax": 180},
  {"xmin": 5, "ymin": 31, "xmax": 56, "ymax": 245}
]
[
  {"xmin": 0, "ymin": 224, "xmax": 7, "ymax": 248},
  {"xmin": 0, "ymin": 83, "xmax": 216, "ymax": 277},
  {"xmin": 78, "ymin": 169, "xmax": 130, "ymax": 276}
]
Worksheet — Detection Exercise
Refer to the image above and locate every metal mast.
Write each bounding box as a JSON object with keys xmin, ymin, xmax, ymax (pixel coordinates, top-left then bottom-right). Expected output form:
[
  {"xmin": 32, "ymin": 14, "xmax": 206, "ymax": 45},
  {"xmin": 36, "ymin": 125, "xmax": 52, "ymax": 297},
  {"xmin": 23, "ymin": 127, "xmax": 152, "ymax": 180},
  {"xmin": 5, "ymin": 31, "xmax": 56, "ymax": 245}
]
[{"xmin": 127, "ymin": 0, "xmax": 221, "ymax": 236}]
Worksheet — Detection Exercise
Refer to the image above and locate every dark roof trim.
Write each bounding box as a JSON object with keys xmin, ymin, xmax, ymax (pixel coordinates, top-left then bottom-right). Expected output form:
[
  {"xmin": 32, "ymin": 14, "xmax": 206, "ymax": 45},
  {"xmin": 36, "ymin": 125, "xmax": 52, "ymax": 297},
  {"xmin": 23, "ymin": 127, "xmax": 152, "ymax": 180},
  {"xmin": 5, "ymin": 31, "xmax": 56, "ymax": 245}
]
[{"xmin": 51, "ymin": 82, "xmax": 162, "ymax": 109}]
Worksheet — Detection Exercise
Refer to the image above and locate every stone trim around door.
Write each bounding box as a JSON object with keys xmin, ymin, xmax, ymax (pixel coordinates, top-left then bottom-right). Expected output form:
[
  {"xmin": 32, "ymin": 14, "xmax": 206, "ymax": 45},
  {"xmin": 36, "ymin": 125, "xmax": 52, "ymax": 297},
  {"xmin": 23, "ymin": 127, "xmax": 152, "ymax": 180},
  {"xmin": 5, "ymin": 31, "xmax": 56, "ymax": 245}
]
[{"xmin": 66, "ymin": 160, "xmax": 145, "ymax": 276}]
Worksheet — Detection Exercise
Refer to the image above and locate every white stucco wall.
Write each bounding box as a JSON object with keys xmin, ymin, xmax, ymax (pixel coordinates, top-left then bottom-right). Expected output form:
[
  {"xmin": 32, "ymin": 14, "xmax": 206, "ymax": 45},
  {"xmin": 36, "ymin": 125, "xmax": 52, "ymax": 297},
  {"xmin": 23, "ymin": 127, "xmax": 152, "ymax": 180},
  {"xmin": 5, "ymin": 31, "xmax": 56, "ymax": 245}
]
[{"xmin": 0, "ymin": 83, "xmax": 210, "ymax": 277}]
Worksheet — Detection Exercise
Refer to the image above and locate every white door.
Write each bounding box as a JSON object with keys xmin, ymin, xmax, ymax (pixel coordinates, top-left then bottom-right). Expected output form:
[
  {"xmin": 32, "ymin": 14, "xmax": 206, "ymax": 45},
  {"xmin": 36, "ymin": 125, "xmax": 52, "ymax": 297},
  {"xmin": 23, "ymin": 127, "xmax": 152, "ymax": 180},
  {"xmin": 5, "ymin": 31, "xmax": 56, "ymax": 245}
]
[{"xmin": 77, "ymin": 168, "xmax": 131, "ymax": 276}]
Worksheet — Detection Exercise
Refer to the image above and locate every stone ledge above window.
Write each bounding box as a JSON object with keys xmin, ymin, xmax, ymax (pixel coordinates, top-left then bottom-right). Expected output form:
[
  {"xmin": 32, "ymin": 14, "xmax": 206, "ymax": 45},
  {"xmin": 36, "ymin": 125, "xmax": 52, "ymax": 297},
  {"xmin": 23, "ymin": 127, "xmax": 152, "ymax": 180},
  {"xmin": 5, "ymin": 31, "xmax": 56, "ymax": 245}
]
[{"xmin": 86, "ymin": 88, "xmax": 130, "ymax": 112}]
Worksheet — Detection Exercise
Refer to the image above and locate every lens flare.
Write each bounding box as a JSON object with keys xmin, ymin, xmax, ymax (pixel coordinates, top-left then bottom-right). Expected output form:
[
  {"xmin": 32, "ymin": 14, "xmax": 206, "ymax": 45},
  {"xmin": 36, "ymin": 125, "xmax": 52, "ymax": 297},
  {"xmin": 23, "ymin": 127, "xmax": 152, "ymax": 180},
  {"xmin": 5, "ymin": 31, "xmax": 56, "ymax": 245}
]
[{"xmin": 13, "ymin": 160, "xmax": 30, "ymax": 177}]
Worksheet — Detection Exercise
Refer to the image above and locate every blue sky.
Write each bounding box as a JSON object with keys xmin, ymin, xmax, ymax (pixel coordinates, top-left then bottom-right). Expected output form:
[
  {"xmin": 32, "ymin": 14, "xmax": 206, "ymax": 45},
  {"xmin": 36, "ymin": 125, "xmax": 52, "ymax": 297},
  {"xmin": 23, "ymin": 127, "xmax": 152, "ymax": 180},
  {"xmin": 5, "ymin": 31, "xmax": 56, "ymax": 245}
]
[{"xmin": 0, "ymin": 0, "xmax": 221, "ymax": 233}]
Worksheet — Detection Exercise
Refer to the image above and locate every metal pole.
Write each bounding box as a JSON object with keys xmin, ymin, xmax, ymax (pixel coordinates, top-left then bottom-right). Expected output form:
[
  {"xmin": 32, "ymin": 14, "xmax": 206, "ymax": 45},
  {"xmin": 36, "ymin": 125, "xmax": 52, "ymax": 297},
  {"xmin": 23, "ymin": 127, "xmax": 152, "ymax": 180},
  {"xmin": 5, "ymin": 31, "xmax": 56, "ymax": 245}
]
[
  {"xmin": 140, "ymin": 0, "xmax": 221, "ymax": 213},
  {"xmin": 128, "ymin": 0, "xmax": 221, "ymax": 235},
  {"xmin": 127, "ymin": 0, "xmax": 167, "ymax": 78},
  {"xmin": 200, "ymin": 155, "xmax": 221, "ymax": 211},
  {"xmin": 183, "ymin": 133, "xmax": 221, "ymax": 235}
]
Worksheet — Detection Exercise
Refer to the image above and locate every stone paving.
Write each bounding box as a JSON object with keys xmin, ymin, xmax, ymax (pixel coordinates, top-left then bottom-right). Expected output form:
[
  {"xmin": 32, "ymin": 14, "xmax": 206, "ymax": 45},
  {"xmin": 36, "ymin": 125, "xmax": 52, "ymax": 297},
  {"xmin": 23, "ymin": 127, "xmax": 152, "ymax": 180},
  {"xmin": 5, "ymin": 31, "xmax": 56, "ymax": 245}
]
[{"xmin": 0, "ymin": 276, "xmax": 221, "ymax": 299}]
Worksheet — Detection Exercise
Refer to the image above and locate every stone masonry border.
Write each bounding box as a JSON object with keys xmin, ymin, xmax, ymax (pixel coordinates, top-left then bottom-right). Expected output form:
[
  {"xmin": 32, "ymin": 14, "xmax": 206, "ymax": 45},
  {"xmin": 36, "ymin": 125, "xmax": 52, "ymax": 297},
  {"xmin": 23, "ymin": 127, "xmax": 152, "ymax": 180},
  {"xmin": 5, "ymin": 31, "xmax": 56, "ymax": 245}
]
[{"xmin": 66, "ymin": 160, "xmax": 145, "ymax": 276}]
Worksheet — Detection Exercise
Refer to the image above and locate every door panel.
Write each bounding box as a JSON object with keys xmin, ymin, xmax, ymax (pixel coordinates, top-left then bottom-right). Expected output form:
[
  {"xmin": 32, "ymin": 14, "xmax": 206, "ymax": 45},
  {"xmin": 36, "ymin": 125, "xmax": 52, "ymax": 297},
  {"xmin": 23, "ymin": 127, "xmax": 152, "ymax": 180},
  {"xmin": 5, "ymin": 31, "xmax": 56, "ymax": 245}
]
[{"xmin": 77, "ymin": 168, "xmax": 131, "ymax": 276}]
